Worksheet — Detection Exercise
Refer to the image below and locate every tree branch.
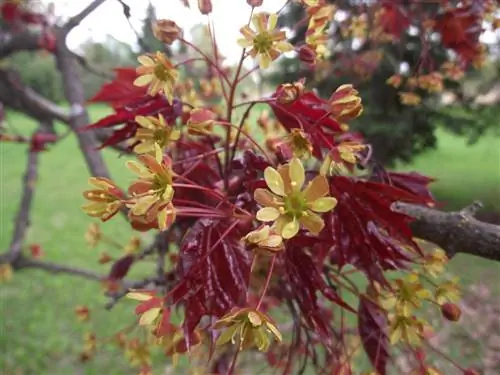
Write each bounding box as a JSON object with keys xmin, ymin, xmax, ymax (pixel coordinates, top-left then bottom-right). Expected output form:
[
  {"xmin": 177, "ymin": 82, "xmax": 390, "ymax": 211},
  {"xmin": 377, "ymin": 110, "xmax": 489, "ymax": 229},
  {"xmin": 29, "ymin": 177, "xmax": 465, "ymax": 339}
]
[
  {"xmin": 0, "ymin": 30, "xmax": 41, "ymax": 58},
  {"xmin": 392, "ymin": 202, "xmax": 500, "ymax": 261},
  {"xmin": 1, "ymin": 120, "xmax": 54, "ymax": 264},
  {"xmin": 14, "ymin": 256, "xmax": 104, "ymax": 282},
  {"xmin": 71, "ymin": 51, "xmax": 114, "ymax": 80},
  {"xmin": 62, "ymin": 0, "xmax": 109, "ymax": 34},
  {"xmin": 0, "ymin": 68, "xmax": 71, "ymax": 123},
  {"xmin": 55, "ymin": 28, "xmax": 112, "ymax": 179}
]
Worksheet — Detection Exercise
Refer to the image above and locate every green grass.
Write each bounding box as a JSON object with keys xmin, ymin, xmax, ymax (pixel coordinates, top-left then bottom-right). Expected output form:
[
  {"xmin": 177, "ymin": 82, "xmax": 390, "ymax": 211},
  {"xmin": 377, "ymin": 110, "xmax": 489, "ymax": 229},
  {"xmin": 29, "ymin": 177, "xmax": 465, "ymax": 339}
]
[{"xmin": 1, "ymin": 105, "xmax": 499, "ymax": 374}]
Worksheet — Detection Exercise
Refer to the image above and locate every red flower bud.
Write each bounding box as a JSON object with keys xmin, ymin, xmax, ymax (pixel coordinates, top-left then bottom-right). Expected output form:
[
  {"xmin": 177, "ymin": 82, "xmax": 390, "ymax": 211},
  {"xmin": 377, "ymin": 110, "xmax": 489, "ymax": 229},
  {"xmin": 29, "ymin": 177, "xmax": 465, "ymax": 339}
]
[
  {"xmin": 247, "ymin": 0, "xmax": 264, "ymax": 6},
  {"xmin": 463, "ymin": 369, "xmax": 481, "ymax": 375},
  {"xmin": 441, "ymin": 303, "xmax": 461, "ymax": 321},
  {"xmin": 297, "ymin": 45, "xmax": 317, "ymax": 66},
  {"xmin": 198, "ymin": 0, "xmax": 212, "ymax": 15}
]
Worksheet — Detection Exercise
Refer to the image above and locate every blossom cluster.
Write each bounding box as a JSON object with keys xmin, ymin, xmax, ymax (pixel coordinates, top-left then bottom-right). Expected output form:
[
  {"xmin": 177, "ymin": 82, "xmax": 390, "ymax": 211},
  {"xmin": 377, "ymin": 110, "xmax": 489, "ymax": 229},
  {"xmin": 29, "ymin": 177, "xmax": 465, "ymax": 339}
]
[{"xmin": 75, "ymin": 1, "xmax": 497, "ymax": 374}]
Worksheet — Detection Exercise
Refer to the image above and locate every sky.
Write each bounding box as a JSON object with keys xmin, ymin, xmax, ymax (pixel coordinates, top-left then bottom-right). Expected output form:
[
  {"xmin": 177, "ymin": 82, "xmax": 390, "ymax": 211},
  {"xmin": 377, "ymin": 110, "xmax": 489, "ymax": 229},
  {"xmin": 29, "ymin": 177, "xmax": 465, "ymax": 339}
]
[
  {"xmin": 60, "ymin": 0, "xmax": 288, "ymax": 64},
  {"xmin": 51, "ymin": 0, "xmax": 498, "ymax": 64}
]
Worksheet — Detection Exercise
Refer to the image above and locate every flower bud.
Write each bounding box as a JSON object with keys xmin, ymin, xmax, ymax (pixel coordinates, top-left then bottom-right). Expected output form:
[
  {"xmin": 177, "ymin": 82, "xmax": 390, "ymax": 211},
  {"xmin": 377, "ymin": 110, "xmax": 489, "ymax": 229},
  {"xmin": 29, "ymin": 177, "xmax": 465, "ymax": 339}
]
[
  {"xmin": 187, "ymin": 108, "xmax": 217, "ymax": 135},
  {"xmin": 198, "ymin": 0, "xmax": 212, "ymax": 15},
  {"xmin": 277, "ymin": 80, "xmax": 305, "ymax": 104},
  {"xmin": 463, "ymin": 369, "xmax": 481, "ymax": 375},
  {"xmin": 153, "ymin": 19, "xmax": 182, "ymax": 45},
  {"xmin": 297, "ymin": 44, "xmax": 317, "ymax": 66},
  {"xmin": 329, "ymin": 84, "xmax": 363, "ymax": 122},
  {"xmin": 441, "ymin": 303, "xmax": 461, "ymax": 322},
  {"xmin": 247, "ymin": 0, "xmax": 263, "ymax": 6}
]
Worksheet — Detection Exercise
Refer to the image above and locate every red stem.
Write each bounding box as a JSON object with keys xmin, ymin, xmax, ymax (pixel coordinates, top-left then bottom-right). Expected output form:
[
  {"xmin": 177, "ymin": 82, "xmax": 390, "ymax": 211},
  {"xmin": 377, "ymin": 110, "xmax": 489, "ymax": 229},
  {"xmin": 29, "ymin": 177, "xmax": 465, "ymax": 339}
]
[
  {"xmin": 256, "ymin": 255, "xmax": 277, "ymax": 310},
  {"xmin": 216, "ymin": 121, "xmax": 273, "ymax": 164},
  {"xmin": 180, "ymin": 38, "xmax": 230, "ymax": 86}
]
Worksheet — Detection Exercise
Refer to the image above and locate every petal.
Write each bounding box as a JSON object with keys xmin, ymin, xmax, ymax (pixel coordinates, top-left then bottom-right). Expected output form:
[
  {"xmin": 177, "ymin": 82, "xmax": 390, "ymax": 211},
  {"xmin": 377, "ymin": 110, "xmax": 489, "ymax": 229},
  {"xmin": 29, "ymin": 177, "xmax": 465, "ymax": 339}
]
[
  {"xmin": 126, "ymin": 292, "xmax": 153, "ymax": 301},
  {"xmin": 258, "ymin": 53, "xmax": 271, "ymax": 69},
  {"xmin": 259, "ymin": 235, "xmax": 283, "ymax": 248},
  {"xmin": 126, "ymin": 160, "xmax": 149, "ymax": 177},
  {"xmin": 268, "ymin": 13, "xmax": 278, "ymax": 30},
  {"xmin": 272, "ymin": 216, "xmax": 289, "ymax": 236},
  {"xmin": 134, "ymin": 74, "xmax": 153, "ymax": 87},
  {"xmin": 264, "ymin": 167, "xmax": 285, "ymax": 196},
  {"xmin": 252, "ymin": 13, "xmax": 266, "ymax": 33},
  {"xmin": 299, "ymin": 212, "xmax": 325, "ymax": 235},
  {"xmin": 289, "ymin": 158, "xmax": 305, "ymax": 192},
  {"xmin": 139, "ymin": 307, "xmax": 161, "ymax": 325},
  {"xmin": 138, "ymin": 55, "xmax": 155, "ymax": 66},
  {"xmin": 309, "ymin": 197, "xmax": 337, "ymax": 212},
  {"xmin": 303, "ymin": 175, "xmax": 329, "ymax": 201},
  {"xmin": 276, "ymin": 41, "xmax": 294, "ymax": 52},
  {"xmin": 265, "ymin": 321, "xmax": 282, "ymax": 342},
  {"xmin": 133, "ymin": 141, "xmax": 154, "ymax": 154},
  {"xmin": 282, "ymin": 218, "xmax": 299, "ymax": 239},
  {"xmin": 239, "ymin": 26, "xmax": 255, "ymax": 40},
  {"xmin": 244, "ymin": 225, "xmax": 270, "ymax": 243},
  {"xmin": 256, "ymin": 207, "xmax": 280, "ymax": 222},
  {"xmin": 254, "ymin": 188, "xmax": 282, "ymax": 208},
  {"xmin": 135, "ymin": 115, "xmax": 152, "ymax": 129},
  {"xmin": 216, "ymin": 324, "xmax": 241, "ymax": 347},
  {"xmin": 237, "ymin": 38, "xmax": 253, "ymax": 48},
  {"xmin": 277, "ymin": 165, "xmax": 293, "ymax": 195}
]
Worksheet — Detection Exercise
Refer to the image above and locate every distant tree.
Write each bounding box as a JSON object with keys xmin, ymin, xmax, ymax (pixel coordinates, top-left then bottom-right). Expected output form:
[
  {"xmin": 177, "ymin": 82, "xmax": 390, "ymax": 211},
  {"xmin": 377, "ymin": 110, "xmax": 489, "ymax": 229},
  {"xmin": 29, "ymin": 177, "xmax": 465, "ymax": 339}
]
[{"xmin": 269, "ymin": 1, "xmax": 499, "ymax": 165}]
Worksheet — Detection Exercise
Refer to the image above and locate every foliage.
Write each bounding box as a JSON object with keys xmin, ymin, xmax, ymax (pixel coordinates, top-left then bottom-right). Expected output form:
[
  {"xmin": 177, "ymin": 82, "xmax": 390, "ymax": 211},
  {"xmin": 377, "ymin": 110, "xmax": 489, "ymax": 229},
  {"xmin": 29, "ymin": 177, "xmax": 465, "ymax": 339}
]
[
  {"xmin": 1, "ymin": 0, "xmax": 499, "ymax": 374},
  {"xmin": 269, "ymin": 0, "xmax": 499, "ymax": 164}
]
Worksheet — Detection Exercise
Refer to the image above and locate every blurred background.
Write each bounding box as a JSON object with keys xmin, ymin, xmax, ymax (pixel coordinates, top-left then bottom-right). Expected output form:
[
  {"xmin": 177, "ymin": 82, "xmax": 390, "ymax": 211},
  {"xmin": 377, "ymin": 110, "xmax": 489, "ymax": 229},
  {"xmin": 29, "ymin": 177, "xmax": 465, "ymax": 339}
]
[{"xmin": 1, "ymin": 0, "xmax": 499, "ymax": 374}]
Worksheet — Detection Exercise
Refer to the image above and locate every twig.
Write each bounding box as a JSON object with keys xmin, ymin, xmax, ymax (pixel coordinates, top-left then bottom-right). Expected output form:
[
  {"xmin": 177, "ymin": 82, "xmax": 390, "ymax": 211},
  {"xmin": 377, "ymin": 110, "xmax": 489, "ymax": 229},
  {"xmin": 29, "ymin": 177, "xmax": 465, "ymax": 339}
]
[
  {"xmin": 14, "ymin": 256, "xmax": 104, "ymax": 282},
  {"xmin": 63, "ymin": 0, "xmax": 109, "ymax": 34},
  {"xmin": 392, "ymin": 201, "xmax": 500, "ymax": 261},
  {"xmin": 2, "ymin": 120, "xmax": 54, "ymax": 264},
  {"xmin": 105, "ymin": 277, "xmax": 156, "ymax": 310},
  {"xmin": 71, "ymin": 51, "xmax": 114, "ymax": 80}
]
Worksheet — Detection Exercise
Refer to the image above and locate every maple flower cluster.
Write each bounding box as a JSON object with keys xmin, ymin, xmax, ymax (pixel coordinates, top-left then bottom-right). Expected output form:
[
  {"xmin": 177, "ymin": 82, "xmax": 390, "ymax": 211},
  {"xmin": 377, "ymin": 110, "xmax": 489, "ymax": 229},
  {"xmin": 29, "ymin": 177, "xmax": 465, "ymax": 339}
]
[{"xmin": 74, "ymin": 1, "xmax": 497, "ymax": 374}]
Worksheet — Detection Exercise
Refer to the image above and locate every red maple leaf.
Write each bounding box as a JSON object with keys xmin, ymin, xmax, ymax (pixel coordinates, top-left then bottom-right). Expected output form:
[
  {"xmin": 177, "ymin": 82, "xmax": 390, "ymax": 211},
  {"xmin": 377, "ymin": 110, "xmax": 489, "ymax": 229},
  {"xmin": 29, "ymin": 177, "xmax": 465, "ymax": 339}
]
[{"xmin": 170, "ymin": 219, "xmax": 251, "ymax": 337}]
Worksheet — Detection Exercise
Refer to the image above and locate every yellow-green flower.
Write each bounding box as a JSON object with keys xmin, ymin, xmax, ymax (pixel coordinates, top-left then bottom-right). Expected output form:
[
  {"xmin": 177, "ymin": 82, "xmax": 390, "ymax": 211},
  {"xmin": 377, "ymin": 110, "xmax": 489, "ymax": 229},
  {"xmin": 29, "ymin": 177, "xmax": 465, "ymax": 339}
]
[
  {"xmin": 254, "ymin": 158, "xmax": 337, "ymax": 239},
  {"xmin": 434, "ymin": 277, "xmax": 461, "ymax": 305},
  {"xmin": 237, "ymin": 12, "xmax": 293, "ymax": 69},
  {"xmin": 380, "ymin": 274, "xmax": 432, "ymax": 316},
  {"xmin": 389, "ymin": 314, "xmax": 426, "ymax": 346},
  {"xmin": 422, "ymin": 248, "xmax": 448, "ymax": 277},
  {"xmin": 134, "ymin": 52, "xmax": 179, "ymax": 103},
  {"xmin": 126, "ymin": 155, "xmax": 175, "ymax": 230},
  {"xmin": 82, "ymin": 177, "xmax": 124, "ymax": 221},
  {"xmin": 214, "ymin": 308, "xmax": 282, "ymax": 352},
  {"xmin": 84, "ymin": 222, "xmax": 101, "ymax": 247},
  {"xmin": 131, "ymin": 114, "xmax": 180, "ymax": 157},
  {"xmin": 242, "ymin": 225, "xmax": 284, "ymax": 255}
]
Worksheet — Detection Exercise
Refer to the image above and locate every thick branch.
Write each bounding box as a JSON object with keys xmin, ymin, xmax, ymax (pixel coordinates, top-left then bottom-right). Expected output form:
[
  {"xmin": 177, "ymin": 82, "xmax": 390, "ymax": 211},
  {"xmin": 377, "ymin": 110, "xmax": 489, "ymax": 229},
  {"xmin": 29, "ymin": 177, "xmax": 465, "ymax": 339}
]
[
  {"xmin": 55, "ymin": 28, "xmax": 111, "ymax": 178},
  {"xmin": 0, "ymin": 30, "xmax": 41, "ymax": 58},
  {"xmin": 0, "ymin": 69, "xmax": 70, "ymax": 123},
  {"xmin": 393, "ymin": 202, "xmax": 500, "ymax": 261},
  {"xmin": 62, "ymin": 0, "xmax": 108, "ymax": 34}
]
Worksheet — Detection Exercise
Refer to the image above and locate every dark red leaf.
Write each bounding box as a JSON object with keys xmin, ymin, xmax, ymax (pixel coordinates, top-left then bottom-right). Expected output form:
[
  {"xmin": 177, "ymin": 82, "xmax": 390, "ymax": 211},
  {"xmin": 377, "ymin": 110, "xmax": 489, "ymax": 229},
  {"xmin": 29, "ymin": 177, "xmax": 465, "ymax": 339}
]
[
  {"xmin": 371, "ymin": 169, "xmax": 436, "ymax": 204},
  {"xmin": 283, "ymin": 246, "xmax": 353, "ymax": 339},
  {"xmin": 434, "ymin": 5, "xmax": 483, "ymax": 63},
  {"xmin": 380, "ymin": 2, "xmax": 410, "ymax": 38},
  {"xmin": 170, "ymin": 219, "xmax": 251, "ymax": 337},
  {"xmin": 89, "ymin": 68, "xmax": 147, "ymax": 109},
  {"xmin": 1, "ymin": 3, "xmax": 20, "ymax": 22},
  {"xmin": 325, "ymin": 176, "xmax": 431, "ymax": 283},
  {"xmin": 270, "ymin": 90, "xmax": 344, "ymax": 159},
  {"xmin": 108, "ymin": 254, "xmax": 135, "ymax": 280},
  {"xmin": 358, "ymin": 294, "xmax": 389, "ymax": 375}
]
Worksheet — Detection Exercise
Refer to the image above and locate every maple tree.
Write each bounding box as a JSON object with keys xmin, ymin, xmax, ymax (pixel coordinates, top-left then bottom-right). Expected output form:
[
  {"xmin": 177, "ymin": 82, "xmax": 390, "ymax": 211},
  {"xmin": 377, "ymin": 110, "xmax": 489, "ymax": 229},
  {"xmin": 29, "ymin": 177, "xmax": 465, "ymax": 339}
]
[{"xmin": 1, "ymin": 0, "xmax": 500, "ymax": 374}]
